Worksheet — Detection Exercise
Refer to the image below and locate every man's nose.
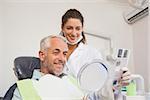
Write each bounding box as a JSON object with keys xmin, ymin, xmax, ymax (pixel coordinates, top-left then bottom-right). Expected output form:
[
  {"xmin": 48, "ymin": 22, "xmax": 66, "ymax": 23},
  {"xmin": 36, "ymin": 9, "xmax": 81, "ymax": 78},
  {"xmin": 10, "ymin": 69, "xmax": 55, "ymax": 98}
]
[{"xmin": 58, "ymin": 53, "xmax": 66, "ymax": 61}]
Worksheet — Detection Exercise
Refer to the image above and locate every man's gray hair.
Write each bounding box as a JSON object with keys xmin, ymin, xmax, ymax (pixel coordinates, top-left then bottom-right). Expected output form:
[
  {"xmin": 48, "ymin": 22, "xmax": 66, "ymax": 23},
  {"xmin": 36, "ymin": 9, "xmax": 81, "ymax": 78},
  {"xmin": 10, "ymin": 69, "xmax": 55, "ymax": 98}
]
[{"xmin": 40, "ymin": 35, "xmax": 67, "ymax": 51}]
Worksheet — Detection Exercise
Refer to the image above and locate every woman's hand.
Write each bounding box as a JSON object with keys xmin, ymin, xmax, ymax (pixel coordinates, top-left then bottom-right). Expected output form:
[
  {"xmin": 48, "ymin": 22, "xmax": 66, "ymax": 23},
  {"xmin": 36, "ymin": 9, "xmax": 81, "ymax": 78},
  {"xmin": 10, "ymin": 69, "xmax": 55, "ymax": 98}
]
[{"xmin": 120, "ymin": 67, "xmax": 131, "ymax": 86}]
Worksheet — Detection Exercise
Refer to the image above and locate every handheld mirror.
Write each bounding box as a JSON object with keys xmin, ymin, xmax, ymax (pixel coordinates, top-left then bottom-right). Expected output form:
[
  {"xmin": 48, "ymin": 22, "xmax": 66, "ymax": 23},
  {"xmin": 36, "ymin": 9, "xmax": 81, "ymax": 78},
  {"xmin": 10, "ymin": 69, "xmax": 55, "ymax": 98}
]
[{"xmin": 77, "ymin": 59, "xmax": 108, "ymax": 92}]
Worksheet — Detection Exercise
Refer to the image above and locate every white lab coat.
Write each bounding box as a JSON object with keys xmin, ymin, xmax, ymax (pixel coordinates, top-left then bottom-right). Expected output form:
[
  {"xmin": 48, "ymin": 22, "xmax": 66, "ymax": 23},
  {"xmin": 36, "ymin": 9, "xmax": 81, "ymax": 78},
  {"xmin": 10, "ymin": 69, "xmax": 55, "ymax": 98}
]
[
  {"xmin": 64, "ymin": 43, "xmax": 115, "ymax": 100},
  {"xmin": 64, "ymin": 43, "xmax": 102, "ymax": 77}
]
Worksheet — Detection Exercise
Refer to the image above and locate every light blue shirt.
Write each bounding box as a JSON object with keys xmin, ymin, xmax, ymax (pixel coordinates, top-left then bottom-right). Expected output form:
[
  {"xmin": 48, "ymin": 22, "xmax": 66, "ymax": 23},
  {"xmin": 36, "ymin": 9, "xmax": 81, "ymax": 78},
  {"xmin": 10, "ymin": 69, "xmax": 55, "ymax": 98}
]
[{"xmin": 12, "ymin": 70, "xmax": 42, "ymax": 100}]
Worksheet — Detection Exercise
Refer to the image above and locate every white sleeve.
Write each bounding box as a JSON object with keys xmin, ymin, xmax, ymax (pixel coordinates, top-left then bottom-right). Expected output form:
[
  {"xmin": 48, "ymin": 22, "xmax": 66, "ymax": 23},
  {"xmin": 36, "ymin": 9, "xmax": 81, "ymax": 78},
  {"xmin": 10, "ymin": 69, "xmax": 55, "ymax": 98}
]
[
  {"xmin": 89, "ymin": 46, "xmax": 103, "ymax": 60},
  {"xmin": 86, "ymin": 79, "xmax": 114, "ymax": 100},
  {"xmin": 97, "ymin": 79, "xmax": 115, "ymax": 100}
]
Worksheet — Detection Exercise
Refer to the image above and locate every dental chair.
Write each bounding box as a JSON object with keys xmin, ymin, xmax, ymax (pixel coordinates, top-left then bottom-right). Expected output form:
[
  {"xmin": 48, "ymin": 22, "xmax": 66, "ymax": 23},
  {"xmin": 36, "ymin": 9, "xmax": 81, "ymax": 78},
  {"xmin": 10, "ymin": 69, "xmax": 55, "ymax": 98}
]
[
  {"xmin": 13, "ymin": 56, "xmax": 40, "ymax": 80},
  {"xmin": 3, "ymin": 56, "xmax": 40, "ymax": 100}
]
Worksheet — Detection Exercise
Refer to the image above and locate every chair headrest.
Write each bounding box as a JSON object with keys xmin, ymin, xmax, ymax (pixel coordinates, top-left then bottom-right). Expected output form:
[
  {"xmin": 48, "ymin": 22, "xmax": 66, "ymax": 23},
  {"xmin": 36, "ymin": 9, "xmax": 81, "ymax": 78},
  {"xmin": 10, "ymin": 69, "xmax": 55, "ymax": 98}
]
[{"xmin": 14, "ymin": 56, "xmax": 40, "ymax": 80}]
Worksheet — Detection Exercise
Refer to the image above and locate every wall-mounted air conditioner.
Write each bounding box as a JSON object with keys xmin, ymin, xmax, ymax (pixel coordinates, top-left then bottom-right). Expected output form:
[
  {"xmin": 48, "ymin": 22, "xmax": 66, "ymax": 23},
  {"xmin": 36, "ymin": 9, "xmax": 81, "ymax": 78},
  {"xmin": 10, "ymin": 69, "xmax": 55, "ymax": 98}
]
[{"xmin": 123, "ymin": 3, "xmax": 149, "ymax": 24}]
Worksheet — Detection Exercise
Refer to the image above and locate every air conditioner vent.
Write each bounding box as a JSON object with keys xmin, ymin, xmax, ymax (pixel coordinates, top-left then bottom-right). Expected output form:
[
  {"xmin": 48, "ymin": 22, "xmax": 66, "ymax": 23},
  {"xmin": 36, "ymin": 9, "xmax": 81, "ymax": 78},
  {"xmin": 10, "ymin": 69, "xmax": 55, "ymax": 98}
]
[{"xmin": 123, "ymin": 3, "xmax": 149, "ymax": 24}]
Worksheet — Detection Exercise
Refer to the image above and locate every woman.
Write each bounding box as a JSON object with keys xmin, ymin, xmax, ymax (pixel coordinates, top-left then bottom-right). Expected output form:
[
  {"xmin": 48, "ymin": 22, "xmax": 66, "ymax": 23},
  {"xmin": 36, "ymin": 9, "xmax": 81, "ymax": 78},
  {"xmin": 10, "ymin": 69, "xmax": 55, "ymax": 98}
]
[
  {"xmin": 60, "ymin": 9, "xmax": 131, "ymax": 100},
  {"xmin": 60, "ymin": 9, "xmax": 103, "ymax": 77}
]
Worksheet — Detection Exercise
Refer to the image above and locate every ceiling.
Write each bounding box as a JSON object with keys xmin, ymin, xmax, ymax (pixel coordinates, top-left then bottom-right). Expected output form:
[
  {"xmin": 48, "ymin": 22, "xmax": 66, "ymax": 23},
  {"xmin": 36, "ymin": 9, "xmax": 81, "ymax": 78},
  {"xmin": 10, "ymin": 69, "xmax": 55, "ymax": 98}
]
[
  {"xmin": 107, "ymin": 0, "xmax": 128, "ymax": 3},
  {"xmin": 1, "ymin": 0, "xmax": 129, "ymax": 3}
]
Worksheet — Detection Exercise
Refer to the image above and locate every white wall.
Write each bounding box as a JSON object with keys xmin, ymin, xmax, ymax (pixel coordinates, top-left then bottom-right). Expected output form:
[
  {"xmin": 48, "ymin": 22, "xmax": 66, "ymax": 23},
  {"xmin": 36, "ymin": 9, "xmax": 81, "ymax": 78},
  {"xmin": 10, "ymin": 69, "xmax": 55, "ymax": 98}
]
[
  {"xmin": 0, "ymin": 0, "xmax": 2, "ymax": 64},
  {"xmin": 0, "ymin": 0, "xmax": 134, "ymax": 97},
  {"xmin": 132, "ymin": 15, "xmax": 149, "ymax": 92},
  {"xmin": 0, "ymin": 0, "xmax": 4, "ymax": 96},
  {"xmin": 0, "ymin": 1, "xmax": 2, "ymax": 88},
  {"xmin": 148, "ymin": 15, "xmax": 150, "ymax": 92}
]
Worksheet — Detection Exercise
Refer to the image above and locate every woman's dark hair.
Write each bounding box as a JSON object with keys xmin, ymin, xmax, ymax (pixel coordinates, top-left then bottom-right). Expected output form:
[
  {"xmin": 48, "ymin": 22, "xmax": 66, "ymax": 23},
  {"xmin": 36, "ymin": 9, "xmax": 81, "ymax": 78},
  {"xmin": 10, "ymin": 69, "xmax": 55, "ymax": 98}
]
[{"xmin": 61, "ymin": 9, "xmax": 86, "ymax": 44}]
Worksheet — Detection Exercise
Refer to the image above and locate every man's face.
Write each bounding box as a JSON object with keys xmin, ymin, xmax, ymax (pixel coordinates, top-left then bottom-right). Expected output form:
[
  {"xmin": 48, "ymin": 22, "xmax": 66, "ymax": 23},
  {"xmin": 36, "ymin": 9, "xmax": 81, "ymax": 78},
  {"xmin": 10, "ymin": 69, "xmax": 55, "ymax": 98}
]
[{"xmin": 40, "ymin": 38, "xmax": 68, "ymax": 76}]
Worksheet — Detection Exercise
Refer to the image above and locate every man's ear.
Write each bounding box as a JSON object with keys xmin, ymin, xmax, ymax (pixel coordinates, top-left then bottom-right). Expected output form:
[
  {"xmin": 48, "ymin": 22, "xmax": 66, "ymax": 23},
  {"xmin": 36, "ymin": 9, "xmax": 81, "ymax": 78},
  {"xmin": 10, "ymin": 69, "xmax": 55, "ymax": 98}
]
[{"xmin": 39, "ymin": 51, "xmax": 46, "ymax": 61}]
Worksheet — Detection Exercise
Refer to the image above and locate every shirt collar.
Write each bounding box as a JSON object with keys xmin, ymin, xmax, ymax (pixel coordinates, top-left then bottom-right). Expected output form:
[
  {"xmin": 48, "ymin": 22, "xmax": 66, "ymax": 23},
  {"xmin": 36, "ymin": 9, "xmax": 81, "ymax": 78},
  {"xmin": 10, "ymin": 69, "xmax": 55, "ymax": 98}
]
[{"xmin": 32, "ymin": 69, "xmax": 43, "ymax": 80}]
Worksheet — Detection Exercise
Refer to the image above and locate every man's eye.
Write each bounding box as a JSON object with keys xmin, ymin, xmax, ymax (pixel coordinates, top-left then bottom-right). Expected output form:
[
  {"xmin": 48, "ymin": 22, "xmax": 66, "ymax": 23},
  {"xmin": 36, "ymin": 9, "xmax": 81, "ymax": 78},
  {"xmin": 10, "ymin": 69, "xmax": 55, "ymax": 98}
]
[
  {"xmin": 63, "ymin": 52, "xmax": 67, "ymax": 56},
  {"xmin": 53, "ymin": 52, "xmax": 59, "ymax": 55}
]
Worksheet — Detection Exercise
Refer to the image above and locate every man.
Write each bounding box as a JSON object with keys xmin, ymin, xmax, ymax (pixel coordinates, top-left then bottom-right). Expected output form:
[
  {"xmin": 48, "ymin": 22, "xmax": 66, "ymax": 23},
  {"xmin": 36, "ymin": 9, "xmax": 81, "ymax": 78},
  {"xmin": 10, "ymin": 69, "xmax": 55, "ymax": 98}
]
[
  {"xmin": 12, "ymin": 35, "xmax": 69, "ymax": 100},
  {"xmin": 12, "ymin": 35, "xmax": 91, "ymax": 100}
]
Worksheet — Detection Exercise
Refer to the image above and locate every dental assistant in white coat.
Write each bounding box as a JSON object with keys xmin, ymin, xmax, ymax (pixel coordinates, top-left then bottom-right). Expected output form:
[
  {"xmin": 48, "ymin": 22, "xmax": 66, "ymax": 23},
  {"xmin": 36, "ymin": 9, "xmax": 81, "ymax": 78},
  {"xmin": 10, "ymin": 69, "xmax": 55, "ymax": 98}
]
[{"xmin": 60, "ymin": 9, "xmax": 131, "ymax": 100}]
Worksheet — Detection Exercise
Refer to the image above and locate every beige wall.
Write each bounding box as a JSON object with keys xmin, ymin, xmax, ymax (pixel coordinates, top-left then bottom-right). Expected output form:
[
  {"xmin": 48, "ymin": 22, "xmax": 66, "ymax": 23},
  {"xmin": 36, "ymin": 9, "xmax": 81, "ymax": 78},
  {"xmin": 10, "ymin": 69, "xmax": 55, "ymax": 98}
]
[
  {"xmin": 132, "ymin": 16, "xmax": 149, "ymax": 92},
  {"xmin": 0, "ymin": 0, "xmax": 4, "ymax": 94},
  {"xmin": 148, "ymin": 15, "xmax": 150, "ymax": 91}
]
